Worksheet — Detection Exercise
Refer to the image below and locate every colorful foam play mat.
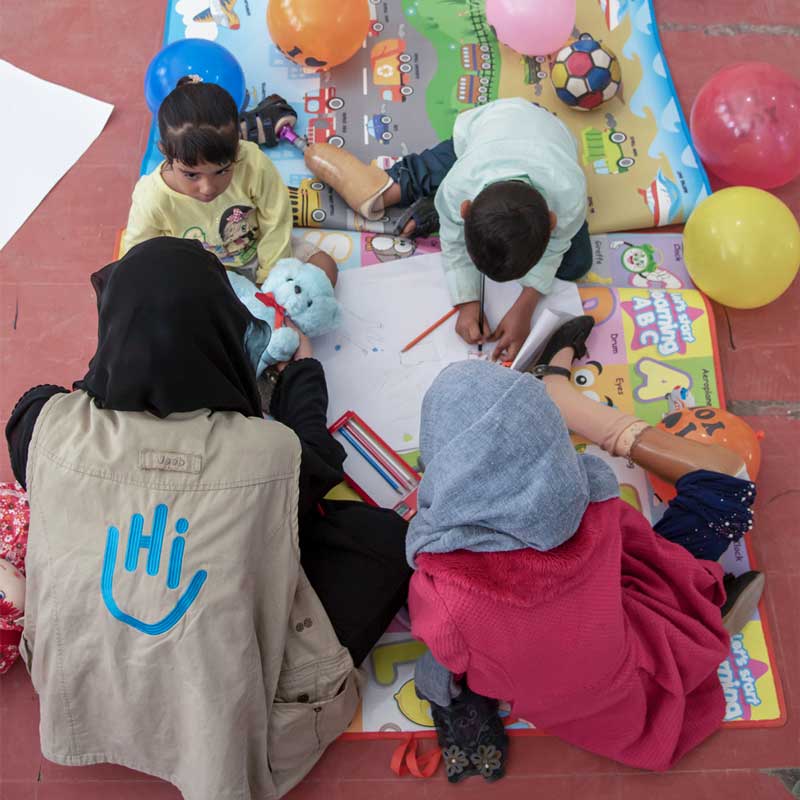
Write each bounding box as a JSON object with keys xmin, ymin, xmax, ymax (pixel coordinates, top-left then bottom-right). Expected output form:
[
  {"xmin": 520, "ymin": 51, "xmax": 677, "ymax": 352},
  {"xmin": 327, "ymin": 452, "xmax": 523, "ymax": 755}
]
[{"xmin": 125, "ymin": 0, "xmax": 786, "ymax": 735}]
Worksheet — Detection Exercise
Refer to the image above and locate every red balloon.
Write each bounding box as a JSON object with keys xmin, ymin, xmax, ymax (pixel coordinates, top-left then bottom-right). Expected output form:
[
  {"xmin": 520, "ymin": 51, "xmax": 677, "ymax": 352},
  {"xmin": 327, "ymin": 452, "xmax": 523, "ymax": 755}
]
[{"xmin": 690, "ymin": 62, "xmax": 800, "ymax": 189}]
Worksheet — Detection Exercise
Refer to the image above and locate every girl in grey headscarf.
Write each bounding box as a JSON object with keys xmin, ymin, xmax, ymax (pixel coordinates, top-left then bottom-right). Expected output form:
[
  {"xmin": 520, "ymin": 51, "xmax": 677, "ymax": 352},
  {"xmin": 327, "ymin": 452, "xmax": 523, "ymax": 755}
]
[{"xmin": 407, "ymin": 317, "xmax": 762, "ymax": 783}]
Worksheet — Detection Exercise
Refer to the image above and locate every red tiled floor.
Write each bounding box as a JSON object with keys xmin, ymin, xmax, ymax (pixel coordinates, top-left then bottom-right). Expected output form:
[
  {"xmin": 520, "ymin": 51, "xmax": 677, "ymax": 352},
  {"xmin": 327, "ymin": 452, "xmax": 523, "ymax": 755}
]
[
  {"xmin": 1, "ymin": 0, "xmax": 799, "ymax": 797},
  {"xmin": 36, "ymin": 784, "xmax": 182, "ymax": 800},
  {"xmin": 0, "ymin": 784, "xmax": 36, "ymax": 800}
]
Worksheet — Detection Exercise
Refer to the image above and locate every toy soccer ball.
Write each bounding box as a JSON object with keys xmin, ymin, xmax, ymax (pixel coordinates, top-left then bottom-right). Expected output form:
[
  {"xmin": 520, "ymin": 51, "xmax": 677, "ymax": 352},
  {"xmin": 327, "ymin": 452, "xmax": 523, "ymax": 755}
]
[{"xmin": 550, "ymin": 36, "xmax": 621, "ymax": 111}]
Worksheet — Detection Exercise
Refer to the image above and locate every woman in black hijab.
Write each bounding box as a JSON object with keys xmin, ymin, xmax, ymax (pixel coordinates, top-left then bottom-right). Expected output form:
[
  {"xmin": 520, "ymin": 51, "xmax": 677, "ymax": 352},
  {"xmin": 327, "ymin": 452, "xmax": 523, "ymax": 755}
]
[{"xmin": 6, "ymin": 237, "xmax": 411, "ymax": 665}]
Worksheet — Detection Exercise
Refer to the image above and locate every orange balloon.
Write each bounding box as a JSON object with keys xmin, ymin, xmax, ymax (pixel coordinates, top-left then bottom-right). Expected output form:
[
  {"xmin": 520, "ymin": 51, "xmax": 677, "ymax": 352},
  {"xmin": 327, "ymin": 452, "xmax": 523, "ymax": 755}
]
[
  {"xmin": 268, "ymin": 0, "xmax": 370, "ymax": 72},
  {"xmin": 648, "ymin": 407, "xmax": 763, "ymax": 502}
]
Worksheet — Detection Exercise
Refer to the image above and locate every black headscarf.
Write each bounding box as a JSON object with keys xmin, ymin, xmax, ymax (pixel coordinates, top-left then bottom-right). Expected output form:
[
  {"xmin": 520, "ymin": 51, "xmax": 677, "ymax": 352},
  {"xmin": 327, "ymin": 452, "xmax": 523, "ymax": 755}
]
[{"xmin": 74, "ymin": 237, "xmax": 262, "ymax": 418}]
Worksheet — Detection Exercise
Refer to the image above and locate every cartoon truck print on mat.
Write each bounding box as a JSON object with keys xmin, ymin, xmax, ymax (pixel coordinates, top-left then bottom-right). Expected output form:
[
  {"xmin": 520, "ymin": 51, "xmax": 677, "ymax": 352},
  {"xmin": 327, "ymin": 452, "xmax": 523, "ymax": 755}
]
[
  {"xmin": 304, "ymin": 87, "xmax": 345, "ymax": 115},
  {"xmin": 370, "ymin": 38, "xmax": 414, "ymax": 102},
  {"xmin": 288, "ymin": 178, "xmax": 328, "ymax": 227},
  {"xmin": 524, "ymin": 55, "xmax": 549, "ymax": 82},
  {"xmin": 306, "ymin": 116, "xmax": 344, "ymax": 147},
  {"xmin": 523, "ymin": 55, "xmax": 549, "ymax": 95},
  {"xmin": 581, "ymin": 126, "xmax": 636, "ymax": 174},
  {"xmin": 303, "ymin": 88, "xmax": 345, "ymax": 147},
  {"xmin": 368, "ymin": 0, "xmax": 384, "ymax": 37}
]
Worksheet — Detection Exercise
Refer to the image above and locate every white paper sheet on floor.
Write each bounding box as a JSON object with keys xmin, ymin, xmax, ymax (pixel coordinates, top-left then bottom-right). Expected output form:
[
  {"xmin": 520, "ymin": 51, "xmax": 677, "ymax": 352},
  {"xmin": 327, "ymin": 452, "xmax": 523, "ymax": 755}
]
[
  {"xmin": 315, "ymin": 253, "xmax": 582, "ymax": 451},
  {"xmin": 0, "ymin": 61, "xmax": 113, "ymax": 251}
]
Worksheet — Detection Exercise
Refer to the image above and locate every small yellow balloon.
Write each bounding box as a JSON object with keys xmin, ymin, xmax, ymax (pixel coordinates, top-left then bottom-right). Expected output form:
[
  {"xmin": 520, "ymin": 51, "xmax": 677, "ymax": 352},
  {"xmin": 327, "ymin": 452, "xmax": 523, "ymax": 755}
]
[{"xmin": 683, "ymin": 187, "xmax": 800, "ymax": 309}]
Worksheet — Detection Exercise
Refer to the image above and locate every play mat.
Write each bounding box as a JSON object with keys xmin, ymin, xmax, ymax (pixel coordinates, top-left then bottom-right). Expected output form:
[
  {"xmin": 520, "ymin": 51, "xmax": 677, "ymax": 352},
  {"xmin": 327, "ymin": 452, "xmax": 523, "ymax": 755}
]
[
  {"xmin": 142, "ymin": 0, "xmax": 711, "ymax": 271},
  {"xmin": 115, "ymin": 0, "xmax": 786, "ymax": 738}
]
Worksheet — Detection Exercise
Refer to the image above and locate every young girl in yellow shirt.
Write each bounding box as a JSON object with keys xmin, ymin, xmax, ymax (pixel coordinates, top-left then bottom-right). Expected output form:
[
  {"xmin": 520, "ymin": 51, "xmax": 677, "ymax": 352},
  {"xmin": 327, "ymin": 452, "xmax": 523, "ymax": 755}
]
[{"xmin": 123, "ymin": 78, "xmax": 336, "ymax": 286}]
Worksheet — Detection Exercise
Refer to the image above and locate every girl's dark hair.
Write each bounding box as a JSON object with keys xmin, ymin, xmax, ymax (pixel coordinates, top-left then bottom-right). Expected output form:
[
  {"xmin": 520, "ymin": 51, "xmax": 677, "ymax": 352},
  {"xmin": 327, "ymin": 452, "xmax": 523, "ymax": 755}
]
[{"xmin": 157, "ymin": 79, "xmax": 240, "ymax": 167}]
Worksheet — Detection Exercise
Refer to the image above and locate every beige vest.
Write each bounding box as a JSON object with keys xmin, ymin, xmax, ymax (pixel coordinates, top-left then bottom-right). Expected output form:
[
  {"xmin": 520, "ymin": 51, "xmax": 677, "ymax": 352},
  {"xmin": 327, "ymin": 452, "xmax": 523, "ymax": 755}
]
[{"xmin": 21, "ymin": 391, "xmax": 360, "ymax": 799}]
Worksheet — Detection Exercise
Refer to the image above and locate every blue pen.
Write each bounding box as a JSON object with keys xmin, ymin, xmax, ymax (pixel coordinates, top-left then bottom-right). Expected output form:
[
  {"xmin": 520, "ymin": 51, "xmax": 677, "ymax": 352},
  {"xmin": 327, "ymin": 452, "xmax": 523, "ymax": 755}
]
[{"xmin": 338, "ymin": 427, "xmax": 402, "ymax": 493}]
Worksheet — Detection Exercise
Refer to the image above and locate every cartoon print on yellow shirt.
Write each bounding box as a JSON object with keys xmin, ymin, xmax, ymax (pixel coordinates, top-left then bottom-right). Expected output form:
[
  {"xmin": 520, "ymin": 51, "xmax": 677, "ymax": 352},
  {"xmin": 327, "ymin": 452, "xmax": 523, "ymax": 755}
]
[
  {"xmin": 182, "ymin": 205, "xmax": 259, "ymax": 268},
  {"xmin": 219, "ymin": 205, "xmax": 259, "ymax": 265}
]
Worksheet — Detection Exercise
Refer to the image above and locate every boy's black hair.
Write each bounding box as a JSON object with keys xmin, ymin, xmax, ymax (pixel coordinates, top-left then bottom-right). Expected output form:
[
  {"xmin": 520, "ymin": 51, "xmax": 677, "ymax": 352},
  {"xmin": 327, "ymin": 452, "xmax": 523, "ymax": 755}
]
[
  {"xmin": 157, "ymin": 78, "xmax": 240, "ymax": 167},
  {"xmin": 463, "ymin": 181, "xmax": 552, "ymax": 282}
]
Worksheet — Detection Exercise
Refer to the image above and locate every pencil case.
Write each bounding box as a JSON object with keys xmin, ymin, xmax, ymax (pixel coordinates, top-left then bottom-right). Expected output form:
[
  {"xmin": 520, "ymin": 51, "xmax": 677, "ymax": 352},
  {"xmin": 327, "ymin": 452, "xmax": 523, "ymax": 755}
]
[{"xmin": 329, "ymin": 411, "xmax": 421, "ymax": 521}]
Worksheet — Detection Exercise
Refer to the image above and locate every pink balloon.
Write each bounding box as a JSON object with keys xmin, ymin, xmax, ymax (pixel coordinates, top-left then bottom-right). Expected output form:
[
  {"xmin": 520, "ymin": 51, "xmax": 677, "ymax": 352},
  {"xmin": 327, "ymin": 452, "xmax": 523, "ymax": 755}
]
[
  {"xmin": 486, "ymin": 0, "xmax": 576, "ymax": 57},
  {"xmin": 690, "ymin": 62, "xmax": 800, "ymax": 189}
]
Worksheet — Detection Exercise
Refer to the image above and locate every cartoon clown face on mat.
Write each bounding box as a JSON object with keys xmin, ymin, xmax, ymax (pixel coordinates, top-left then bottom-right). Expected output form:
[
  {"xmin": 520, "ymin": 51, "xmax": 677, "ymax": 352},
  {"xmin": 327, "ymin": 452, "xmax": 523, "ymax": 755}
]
[{"xmin": 611, "ymin": 240, "xmax": 683, "ymax": 289}]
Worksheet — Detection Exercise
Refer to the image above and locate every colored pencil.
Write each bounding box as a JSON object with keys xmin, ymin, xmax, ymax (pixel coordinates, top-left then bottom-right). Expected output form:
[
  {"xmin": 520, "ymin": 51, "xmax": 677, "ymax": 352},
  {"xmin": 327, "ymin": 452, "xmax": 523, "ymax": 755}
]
[
  {"xmin": 346, "ymin": 422, "xmax": 407, "ymax": 486},
  {"xmin": 401, "ymin": 307, "xmax": 458, "ymax": 353},
  {"xmin": 477, "ymin": 273, "xmax": 486, "ymax": 353},
  {"xmin": 347, "ymin": 419, "xmax": 415, "ymax": 490},
  {"xmin": 338, "ymin": 427, "xmax": 402, "ymax": 493}
]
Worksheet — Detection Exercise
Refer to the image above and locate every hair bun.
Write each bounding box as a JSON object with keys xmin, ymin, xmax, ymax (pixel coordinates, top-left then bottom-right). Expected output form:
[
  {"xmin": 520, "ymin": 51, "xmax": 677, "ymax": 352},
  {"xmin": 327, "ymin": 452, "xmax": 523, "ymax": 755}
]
[{"xmin": 176, "ymin": 74, "xmax": 203, "ymax": 88}]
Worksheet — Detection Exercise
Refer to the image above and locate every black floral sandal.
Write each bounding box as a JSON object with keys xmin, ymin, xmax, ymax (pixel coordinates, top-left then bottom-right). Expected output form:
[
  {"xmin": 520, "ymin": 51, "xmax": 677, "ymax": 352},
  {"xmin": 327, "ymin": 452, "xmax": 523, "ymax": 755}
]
[
  {"xmin": 392, "ymin": 195, "xmax": 440, "ymax": 239},
  {"xmin": 530, "ymin": 315, "xmax": 595, "ymax": 379},
  {"xmin": 430, "ymin": 686, "xmax": 507, "ymax": 783},
  {"xmin": 239, "ymin": 94, "xmax": 298, "ymax": 148}
]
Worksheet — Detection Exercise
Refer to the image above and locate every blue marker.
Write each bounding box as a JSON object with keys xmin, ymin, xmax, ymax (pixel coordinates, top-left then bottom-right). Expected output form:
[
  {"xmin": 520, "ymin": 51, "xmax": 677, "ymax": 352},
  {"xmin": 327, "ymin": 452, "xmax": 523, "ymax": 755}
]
[{"xmin": 338, "ymin": 427, "xmax": 402, "ymax": 493}]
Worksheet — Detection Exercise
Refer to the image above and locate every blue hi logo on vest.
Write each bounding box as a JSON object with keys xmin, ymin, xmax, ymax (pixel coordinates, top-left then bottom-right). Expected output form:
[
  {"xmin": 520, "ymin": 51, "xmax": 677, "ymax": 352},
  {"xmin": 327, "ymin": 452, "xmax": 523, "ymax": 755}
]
[{"xmin": 101, "ymin": 504, "xmax": 207, "ymax": 635}]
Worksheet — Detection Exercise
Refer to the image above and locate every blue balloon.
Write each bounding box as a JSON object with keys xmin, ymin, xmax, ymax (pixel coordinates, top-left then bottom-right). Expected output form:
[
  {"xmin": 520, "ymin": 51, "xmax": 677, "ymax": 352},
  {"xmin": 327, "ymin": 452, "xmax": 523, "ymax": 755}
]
[{"xmin": 144, "ymin": 39, "xmax": 247, "ymax": 114}]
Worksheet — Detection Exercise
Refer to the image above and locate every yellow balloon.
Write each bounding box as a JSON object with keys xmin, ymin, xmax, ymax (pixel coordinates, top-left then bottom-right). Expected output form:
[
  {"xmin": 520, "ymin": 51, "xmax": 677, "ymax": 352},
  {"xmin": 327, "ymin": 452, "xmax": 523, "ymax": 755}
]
[{"xmin": 683, "ymin": 187, "xmax": 800, "ymax": 309}]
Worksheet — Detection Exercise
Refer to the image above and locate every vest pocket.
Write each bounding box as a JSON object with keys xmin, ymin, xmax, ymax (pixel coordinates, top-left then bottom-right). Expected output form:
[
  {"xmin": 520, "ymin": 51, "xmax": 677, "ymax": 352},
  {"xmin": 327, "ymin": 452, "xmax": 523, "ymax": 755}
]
[{"xmin": 269, "ymin": 669, "xmax": 361, "ymax": 773}]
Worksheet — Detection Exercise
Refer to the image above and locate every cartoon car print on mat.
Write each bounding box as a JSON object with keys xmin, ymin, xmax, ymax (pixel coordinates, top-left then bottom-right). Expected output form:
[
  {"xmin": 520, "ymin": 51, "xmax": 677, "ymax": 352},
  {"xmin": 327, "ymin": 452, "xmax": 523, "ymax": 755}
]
[
  {"xmin": 193, "ymin": 0, "xmax": 240, "ymax": 29},
  {"xmin": 581, "ymin": 127, "xmax": 636, "ymax": 174},
  {"xmin": 367, "ymin": 113, "xmax": 394, "ymax": 144},
  {"xmin": 370, "ymin": 38, "xmax": 414, "ymax": 102},
  {"xmin": 288, "ymin": 179, "xmax": 327, "ymax": 227},
  {"xmin": 304, "ymin": 87, "xmax": 345, "ymax": 115},
  {"xmin": 638, "ymin": 170, "xmax": 682, "ymax": 226}
]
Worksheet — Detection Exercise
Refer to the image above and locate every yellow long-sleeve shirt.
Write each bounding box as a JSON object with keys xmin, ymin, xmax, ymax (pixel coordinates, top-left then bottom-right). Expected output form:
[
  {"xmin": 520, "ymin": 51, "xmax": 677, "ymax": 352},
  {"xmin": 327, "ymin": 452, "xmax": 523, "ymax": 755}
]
[{"xmin": 122, "ymin": 141, "xmax": 292, "ymax": 283}]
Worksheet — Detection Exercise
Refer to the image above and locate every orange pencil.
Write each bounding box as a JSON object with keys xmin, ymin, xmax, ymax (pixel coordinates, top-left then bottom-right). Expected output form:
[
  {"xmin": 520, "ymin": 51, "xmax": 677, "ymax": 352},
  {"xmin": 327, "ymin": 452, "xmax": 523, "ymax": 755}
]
[{"xmin": 401, "ymin": 307, "xmax": 459, "ymax": 353}]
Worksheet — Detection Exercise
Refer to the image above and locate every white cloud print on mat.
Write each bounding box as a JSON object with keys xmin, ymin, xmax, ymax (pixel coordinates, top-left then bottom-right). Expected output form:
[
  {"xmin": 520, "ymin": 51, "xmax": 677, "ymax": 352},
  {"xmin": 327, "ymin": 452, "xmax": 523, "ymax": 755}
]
[{"xmin": 176, "ymin": 0, "xmax": 241, "ymax": 40}]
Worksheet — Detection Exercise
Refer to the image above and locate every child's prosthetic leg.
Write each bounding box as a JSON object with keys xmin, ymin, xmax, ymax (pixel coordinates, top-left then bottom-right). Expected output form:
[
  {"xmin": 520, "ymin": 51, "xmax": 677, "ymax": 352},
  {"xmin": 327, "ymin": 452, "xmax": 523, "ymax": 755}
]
[
  {"xmin": 627, "ymin": 426, "xmax": 746, "ymax": 484},
  {"xmin": 543, "ymin": 377, "xmax": 746, "ymax": 483},
  {"xmin": 304, "ymin": 142, "xmax": 393, "ymax": 220},
  {"xmin": 279, "ymin": 127, "xmax": 393, "ymax": 221}
]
